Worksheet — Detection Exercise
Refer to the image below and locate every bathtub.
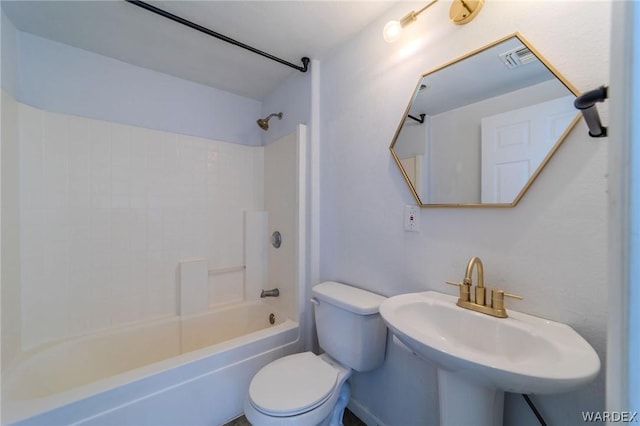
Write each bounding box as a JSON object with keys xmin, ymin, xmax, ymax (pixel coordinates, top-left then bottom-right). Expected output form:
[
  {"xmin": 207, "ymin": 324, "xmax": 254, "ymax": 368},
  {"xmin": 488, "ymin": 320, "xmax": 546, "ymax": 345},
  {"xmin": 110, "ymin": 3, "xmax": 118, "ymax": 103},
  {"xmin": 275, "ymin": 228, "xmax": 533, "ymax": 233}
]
[{"xmin": 2, "ymin": 301, "xmax": 300, "ymax": 425}]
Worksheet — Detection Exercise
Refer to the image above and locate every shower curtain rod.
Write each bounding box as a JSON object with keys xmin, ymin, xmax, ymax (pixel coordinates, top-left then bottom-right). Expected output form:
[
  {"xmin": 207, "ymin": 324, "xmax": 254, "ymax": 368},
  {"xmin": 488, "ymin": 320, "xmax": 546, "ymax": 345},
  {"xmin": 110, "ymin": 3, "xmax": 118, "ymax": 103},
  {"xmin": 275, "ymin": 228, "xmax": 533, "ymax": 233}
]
[
  {"xmin": 125, "ymin": 0, "xmax": 310, "ymax": 73},
  {"xmin": 408, "ymin": 113, "xmax": 426, "ymax": 124}
]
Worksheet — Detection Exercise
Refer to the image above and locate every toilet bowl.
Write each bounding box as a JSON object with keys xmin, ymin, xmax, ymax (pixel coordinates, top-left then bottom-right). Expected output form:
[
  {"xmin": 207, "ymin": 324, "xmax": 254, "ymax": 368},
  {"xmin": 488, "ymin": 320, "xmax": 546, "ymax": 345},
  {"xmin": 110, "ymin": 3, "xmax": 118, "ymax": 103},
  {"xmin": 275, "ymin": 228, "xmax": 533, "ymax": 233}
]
[
  {"xmin": 244, "ymin": 281, "xmax": 388, "ymax": 426},
  {"xmin": 244, "ymin": 352, "xmax": 351, "ymax": 426}
]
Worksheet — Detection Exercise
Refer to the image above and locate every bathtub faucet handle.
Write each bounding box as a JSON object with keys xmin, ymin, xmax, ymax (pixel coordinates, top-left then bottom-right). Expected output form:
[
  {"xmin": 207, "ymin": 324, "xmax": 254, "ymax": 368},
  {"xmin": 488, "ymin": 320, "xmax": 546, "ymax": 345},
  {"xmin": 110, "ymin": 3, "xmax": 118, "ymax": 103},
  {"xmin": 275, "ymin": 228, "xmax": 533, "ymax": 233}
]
[{"xmin": 260, "ymin": 288, "xmax": 280, "ymax": 298}]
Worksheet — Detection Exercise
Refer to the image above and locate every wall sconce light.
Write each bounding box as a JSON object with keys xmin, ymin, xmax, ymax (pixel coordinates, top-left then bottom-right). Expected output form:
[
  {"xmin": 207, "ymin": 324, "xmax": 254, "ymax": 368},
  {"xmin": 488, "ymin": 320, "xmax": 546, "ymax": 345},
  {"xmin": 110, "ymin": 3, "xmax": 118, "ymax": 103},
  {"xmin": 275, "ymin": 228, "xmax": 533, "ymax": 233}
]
[{"xmin": 383, "ymin": 0, "xmax": 484, "ymax": 42}]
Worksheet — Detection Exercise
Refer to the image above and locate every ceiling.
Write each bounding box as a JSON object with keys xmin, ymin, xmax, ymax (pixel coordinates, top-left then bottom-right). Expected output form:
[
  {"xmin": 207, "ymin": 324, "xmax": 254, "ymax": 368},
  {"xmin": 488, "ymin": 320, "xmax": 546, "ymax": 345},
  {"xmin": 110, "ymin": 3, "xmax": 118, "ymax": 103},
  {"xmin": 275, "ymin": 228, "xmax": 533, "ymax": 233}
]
[
  {"xmin": 2, "ymin": 0, "xmax": 397, "ymax": 100},
  {"xmin": 409, "ymin": 36, "xmax": 562, "ymax": 117}
]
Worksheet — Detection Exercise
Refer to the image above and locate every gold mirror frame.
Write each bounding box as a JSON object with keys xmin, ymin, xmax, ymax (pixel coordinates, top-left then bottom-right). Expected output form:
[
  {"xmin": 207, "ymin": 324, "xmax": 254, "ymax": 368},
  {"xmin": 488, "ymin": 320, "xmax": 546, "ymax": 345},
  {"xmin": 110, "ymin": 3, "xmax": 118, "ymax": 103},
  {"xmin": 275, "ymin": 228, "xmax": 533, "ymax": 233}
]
[{"xmin": 390, "ymin": 33, "xmax": 581, "ymax": 208}]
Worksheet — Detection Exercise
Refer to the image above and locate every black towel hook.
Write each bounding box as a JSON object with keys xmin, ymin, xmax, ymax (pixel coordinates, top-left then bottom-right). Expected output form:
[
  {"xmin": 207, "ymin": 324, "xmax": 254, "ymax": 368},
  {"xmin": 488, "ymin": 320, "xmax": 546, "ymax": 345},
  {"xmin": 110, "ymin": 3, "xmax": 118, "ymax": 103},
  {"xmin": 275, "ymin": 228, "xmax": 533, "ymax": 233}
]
[{"xmin": 574, "ymin": 85, "xmax": 608, "ymax": 138}]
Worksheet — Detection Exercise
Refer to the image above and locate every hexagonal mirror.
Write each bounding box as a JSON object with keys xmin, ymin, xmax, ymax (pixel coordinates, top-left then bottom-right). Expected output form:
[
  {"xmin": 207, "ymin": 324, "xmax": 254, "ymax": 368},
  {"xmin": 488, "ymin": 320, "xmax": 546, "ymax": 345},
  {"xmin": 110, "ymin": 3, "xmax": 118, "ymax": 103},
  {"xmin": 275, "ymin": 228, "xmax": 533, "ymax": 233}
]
[{"xmin": 390, "ymin": 33, "xmax": 581, "ymax": 207}]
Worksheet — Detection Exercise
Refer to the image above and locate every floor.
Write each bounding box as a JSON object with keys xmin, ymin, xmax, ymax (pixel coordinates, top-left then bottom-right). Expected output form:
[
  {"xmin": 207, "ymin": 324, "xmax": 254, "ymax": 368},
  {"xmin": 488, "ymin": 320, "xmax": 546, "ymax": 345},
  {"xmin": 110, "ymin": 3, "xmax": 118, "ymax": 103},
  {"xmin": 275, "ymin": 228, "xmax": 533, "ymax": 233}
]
[{"xmin": 223, "ymin": 408, "xmax": 367, "ymax": 426}]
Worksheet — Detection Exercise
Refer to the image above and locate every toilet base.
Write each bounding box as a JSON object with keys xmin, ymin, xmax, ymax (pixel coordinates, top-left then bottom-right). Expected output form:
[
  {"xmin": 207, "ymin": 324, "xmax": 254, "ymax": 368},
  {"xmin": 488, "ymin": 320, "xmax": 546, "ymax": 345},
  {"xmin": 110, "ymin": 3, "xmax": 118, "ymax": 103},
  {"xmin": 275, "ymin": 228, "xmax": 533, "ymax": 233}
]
[{"xmin": 329, "ymin": 381, "xmax": 351, "ymax": 426}]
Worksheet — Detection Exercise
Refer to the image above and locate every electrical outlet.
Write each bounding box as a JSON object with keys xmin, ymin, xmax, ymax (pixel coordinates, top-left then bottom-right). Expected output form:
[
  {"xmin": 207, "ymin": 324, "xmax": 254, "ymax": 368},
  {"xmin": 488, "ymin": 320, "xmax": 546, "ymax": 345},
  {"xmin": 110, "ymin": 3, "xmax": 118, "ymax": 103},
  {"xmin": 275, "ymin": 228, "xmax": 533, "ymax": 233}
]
[{"xmin": 404, "ymin": 205, "xmax": 420, "ymax": 232}]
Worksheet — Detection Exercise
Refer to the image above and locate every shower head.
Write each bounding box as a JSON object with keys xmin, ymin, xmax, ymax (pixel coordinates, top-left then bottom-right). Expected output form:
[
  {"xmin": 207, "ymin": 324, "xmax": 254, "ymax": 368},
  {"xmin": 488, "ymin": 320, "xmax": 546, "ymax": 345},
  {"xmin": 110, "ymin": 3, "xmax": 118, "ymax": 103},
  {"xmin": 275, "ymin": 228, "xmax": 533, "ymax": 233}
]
[{"xmin": 257, "ymin": 112, "xmax": 283, "ymax": 131}]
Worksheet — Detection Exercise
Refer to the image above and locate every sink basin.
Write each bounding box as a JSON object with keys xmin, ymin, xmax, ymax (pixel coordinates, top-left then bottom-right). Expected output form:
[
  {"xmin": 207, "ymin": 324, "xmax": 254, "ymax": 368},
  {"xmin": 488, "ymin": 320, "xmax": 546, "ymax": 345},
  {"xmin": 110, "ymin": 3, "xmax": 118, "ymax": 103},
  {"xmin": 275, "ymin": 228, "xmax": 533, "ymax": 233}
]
[{"xmin": 380, "ymin": 291, "xmax": 600, "ymax": 395}]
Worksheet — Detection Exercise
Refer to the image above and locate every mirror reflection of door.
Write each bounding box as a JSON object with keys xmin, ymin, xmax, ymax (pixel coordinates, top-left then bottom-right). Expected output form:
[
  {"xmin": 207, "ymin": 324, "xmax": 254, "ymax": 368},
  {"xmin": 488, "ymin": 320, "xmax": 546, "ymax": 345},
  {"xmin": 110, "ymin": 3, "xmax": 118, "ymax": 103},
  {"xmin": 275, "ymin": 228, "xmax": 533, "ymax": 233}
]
[
  {"xmin": 480, "ymin": 95, "xmax": 576, "ymax": 203},
  {"xmin": 399, "ymin": 155, "xmax": 423, "ymax": 198}
]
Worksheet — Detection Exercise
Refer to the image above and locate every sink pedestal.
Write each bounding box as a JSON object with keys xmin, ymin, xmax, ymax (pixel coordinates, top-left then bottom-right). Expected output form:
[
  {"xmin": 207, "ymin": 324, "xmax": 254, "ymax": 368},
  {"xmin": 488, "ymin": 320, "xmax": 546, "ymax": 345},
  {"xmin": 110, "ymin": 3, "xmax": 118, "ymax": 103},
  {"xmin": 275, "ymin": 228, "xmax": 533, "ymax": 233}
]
[{"xmin": 438, "ymin": 369, "xmax": 504, "ymax": 426}]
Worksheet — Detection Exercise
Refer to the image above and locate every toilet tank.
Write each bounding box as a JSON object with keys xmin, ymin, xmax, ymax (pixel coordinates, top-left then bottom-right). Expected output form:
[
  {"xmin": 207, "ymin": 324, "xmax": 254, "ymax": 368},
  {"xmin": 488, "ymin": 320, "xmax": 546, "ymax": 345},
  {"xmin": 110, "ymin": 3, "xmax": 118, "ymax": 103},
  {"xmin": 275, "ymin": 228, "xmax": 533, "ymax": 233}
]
[{"xmin": 311, "ymin": 281, "xmax": 387, "ymax": 372}]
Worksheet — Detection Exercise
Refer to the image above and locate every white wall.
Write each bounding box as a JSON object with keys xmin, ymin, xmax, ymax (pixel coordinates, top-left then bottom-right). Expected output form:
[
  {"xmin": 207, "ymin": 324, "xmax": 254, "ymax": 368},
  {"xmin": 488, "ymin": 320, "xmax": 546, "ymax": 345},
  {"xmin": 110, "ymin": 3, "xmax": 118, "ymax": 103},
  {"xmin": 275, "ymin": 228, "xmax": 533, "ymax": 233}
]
[
  {"xmin": 1, "ymin": 9, "xmax": 22, "ymax": 372},
  {"xmin": 260, "ymin": 69, "xmax": 311, "ymax": 147},
  {"xmin": 607, "ymin": 0, "xmax": 640, "ymax": 414},
  {"xmin": 627, "ymin": 4, "xmax": 640, "ymax": 413},
  {"xmin": 319, "ymin": 1, "xmax": 610, "ymax": 425},
  {"xmin": 17, "ymin": 104, "xmax": 264, "ymax": 350},
  {"xmin": 16, "ymin": 32, "xmax": 263, "ymax": 146},
  {"xmin": 1, "ymin": 9, "xmax": 19, "ymax": 95},
  {"xmin": 1, "ymin": 91, "xmax": 21, "ymax": 371}
]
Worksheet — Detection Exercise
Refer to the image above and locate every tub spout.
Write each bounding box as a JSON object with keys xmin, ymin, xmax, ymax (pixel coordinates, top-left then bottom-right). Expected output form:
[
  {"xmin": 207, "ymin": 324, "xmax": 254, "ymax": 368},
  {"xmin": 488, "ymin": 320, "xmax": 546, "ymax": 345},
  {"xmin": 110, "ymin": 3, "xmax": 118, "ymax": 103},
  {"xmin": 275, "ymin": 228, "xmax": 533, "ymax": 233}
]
[{"xmin": 260, "ymin": 288, "xmax": 279, "ymax": 298}]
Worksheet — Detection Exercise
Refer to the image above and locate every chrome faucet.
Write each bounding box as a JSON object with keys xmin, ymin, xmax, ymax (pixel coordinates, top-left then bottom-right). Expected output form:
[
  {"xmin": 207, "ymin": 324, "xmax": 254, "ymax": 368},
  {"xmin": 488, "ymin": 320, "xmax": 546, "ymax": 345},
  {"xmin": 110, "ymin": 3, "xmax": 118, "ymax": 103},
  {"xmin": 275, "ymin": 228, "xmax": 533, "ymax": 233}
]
[
  {"xmin": 260, "ymin": 288, "xmax": 280, "ymax": 298},
  {"xmin": 446, "ymin": 256, "xmax": 522, "ymax": 318}
]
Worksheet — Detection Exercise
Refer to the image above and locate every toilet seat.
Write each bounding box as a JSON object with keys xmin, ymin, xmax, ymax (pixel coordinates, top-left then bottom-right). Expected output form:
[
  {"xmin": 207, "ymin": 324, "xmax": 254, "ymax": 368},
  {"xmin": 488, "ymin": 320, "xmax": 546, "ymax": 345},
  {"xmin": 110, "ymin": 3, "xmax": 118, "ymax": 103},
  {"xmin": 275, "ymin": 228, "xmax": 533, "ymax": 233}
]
[{"xmin": 248, "ymin": 352, "xmax": 338, "ymax": 417}]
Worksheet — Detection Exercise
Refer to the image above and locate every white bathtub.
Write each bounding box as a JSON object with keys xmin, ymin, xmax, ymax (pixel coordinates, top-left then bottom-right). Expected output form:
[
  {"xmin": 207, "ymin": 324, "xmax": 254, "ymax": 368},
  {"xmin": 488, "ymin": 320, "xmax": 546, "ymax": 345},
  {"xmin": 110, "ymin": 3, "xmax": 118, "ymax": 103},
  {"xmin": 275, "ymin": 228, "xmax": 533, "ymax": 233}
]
[{"xmin": 2, "ymin": 301, "xmax": 300, "ymax": 425}]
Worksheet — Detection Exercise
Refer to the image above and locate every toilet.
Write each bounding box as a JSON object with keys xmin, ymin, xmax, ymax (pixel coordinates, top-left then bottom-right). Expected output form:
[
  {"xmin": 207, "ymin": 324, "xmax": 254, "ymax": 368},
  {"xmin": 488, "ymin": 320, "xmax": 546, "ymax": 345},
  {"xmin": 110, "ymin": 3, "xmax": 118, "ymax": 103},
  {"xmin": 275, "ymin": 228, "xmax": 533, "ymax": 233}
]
[{"xmin": 244, "ymin": 281, "xmax": 388, "ymax": 426}]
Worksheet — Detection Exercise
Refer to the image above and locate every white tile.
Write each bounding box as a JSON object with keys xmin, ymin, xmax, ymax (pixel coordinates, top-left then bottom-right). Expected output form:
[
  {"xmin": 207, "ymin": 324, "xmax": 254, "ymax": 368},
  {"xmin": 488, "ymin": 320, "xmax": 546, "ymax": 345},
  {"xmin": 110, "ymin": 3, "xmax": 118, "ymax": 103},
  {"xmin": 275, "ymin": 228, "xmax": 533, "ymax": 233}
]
[
  {"xmin": 18, "ymin": 107, "xmax": 267, "ymax": 345},
  {"xmin": 91, "ymin": 174, "xmax": 111, "ymax": 194},
  {"xmin": 68, "ymin": 208, "xmax": 92, "ymax": 241},
  {"xmin": 209, "ymin": 270, "xmax": 244, "ymax": 306},
  {"xmin": 130, "ymin": 223, "xmax": 147, "ymax": 252},
  {"xmin": 90, "ymin": 137, "xmax": 111, "ymax": 170},
  {"xmin": 42, "ymin": 113, "xmax": 69, "ymax": 177},
  {"xmin": 22, "ymin": 306, "xmax": 67, "ymax": 350},
  {"xmin": 90, "ymin": 268, "xmax": 112, "ymax": 301},
  {"xmin": 69, "ymin": 179, "xmax": 91, "ymax": 208},
  {"xmin": 110, "ymin": 296, "xmax": 145, "ymax": 327},
  {"xmin": 89, "ymin": 209, "xmax": 111, "ymax": 241},
  {"xmin": 110, "ymin": 134, "xmax": 131, "ymax": 167},
  {"xmin": 90, "ymin": 194, "xmax": 111, "ymax": 209},
  {"xmin": 178, "ymin": 258, "xmax": 208, "ymax": 317},
  {"xmin": 147, "ymin": 221, "xmax": 164, "ymax": 251},
  {"xmin": 146, "ymin": 138, "xmax": 164, "ymax": 171},
  {"xmin": 111, "ymin": 194, "xmax": 131, "ymax": 208},
  {"xmin": 162, "ymin": 136, "xmax": 179, "ymax": 169},
  {"xmin": 21, "ymin": 209, "xmax": 46, "ymax": 257},
  {"xmin": 43, "ymin": 241, "xmax": 69, "ymax": 283},
  {"xmin": 20, "ymin": 255, "xmax": 45, "ymax": 301},
  {"xmin": 111, "ymin": 177, "xmax": 130, "ymax": 195},
  {"xmin": 18, "ymin": 105, "xmax": 43, "ymax": 161},
  {"xmin": 244, "ymin": 211, "xmax": 268, "ymax": 301},
  {"xmin": 67, "ymin": 118, "xmax": 91, "ymax": 178}
]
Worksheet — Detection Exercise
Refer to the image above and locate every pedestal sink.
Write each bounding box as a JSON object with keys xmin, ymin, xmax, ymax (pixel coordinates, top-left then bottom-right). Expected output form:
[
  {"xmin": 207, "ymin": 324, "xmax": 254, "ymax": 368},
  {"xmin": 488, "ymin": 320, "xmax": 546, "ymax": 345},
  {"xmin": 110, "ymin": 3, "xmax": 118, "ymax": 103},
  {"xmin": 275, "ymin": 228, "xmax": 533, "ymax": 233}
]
[{"xmin": 379, "ymin": 291, "xmax": 600, "ymax": 426}]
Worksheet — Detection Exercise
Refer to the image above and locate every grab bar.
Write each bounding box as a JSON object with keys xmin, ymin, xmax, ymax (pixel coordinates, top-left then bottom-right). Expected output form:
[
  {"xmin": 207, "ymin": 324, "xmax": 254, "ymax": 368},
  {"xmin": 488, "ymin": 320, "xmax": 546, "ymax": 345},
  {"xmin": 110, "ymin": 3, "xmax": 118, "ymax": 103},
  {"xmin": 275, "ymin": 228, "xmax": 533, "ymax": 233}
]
[
  {"xmin": 574, "ymin": 85, "xmax": 608, "ymax": 138},
  {"xmin": 208, "ymin": 265, "xmax": 245, "ymax": 276}
]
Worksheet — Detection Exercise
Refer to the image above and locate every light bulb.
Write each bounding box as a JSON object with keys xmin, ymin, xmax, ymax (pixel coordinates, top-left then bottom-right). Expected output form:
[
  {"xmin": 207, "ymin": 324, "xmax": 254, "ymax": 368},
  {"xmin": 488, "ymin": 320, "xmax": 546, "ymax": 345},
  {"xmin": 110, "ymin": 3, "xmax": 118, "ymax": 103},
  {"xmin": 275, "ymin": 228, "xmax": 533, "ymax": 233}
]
[{"xmin": 383, "ymin": 20, "xmax": 402, "ymax": 43}]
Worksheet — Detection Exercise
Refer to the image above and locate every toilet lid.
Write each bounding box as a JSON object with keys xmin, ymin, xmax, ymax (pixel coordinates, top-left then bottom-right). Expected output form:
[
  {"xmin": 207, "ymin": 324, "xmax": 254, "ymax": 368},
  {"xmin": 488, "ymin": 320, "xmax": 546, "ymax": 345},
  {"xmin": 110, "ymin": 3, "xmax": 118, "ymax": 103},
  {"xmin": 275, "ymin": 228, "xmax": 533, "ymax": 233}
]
[{"xmin": 249, "ymin": 352, "xmax": 338, "ymax": 416}]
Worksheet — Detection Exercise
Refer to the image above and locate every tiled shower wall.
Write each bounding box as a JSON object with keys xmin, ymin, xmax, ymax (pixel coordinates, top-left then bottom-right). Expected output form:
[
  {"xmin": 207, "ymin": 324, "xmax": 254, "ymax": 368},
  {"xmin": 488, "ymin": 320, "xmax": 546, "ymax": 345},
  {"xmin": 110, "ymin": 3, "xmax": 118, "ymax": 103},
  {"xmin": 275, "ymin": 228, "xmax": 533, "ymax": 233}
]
[{"xmin": 19, "ymin": 103, "xmax": 264, "ymax": 351}]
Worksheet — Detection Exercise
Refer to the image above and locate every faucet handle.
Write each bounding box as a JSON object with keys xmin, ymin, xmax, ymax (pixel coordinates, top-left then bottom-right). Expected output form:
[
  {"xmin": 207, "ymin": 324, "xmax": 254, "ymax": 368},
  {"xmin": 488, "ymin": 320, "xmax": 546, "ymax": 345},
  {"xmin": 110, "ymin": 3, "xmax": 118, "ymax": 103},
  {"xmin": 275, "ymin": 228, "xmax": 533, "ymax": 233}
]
[
  {"xmin": 491, "ymin": 289, "xmax": 522, "ymax": 310},
  {"xmin": 444, "ymin": 281, "xmax": 471, "ymax": 302},
  {"xmin": 504, "ymin": 292, "xmax": 523, "ymax": 300}
]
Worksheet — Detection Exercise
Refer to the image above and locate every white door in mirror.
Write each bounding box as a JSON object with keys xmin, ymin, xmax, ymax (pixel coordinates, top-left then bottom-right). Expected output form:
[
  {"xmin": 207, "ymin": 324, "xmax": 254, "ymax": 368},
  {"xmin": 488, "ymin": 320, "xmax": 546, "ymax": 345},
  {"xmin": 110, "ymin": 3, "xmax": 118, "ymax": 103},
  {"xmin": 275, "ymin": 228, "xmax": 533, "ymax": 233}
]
[{"xmin": 480, "ymin": 95, "xmax": 576, "ymax": 203}]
